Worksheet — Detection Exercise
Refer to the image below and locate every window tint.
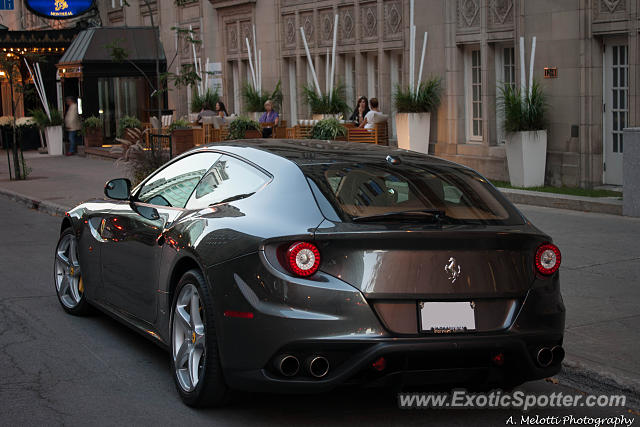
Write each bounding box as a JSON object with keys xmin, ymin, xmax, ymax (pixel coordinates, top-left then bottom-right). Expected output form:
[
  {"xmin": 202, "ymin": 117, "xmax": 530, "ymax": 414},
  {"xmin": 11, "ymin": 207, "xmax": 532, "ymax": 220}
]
[
  {"xmin": 137, "ymin": 153, "xmax": 221, "ymax": 208},
  {"xmin": 185, "ymin": 155, "xmax": 269, "ymax": 210},
  {"xmin": 302, "ymin": 162, "xmax": 523, "ymax": 225}
]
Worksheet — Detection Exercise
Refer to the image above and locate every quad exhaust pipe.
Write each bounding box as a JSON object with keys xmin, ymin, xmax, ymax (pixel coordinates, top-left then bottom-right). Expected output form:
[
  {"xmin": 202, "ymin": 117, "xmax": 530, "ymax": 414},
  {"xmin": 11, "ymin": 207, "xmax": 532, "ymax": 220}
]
[
  {"xmin": 307, "ymin": 356, "xmax": 330, "ymax": 378},
  {"xmin": 275, "ymin": 354, "xmax": 300, "ymax": 377},
  {"xmin": 535, "ymin": 346, "xmax": 564, "ymax": 367}
]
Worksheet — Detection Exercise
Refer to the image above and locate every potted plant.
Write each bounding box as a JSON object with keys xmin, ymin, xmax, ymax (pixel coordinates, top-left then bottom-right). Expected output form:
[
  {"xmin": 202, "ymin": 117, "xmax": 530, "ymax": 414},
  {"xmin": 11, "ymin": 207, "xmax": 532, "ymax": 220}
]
[
  {"xmin": 242, "ymin": 81, "xmax": 283, "ymax": 121},
  {"xmin": 169, "ymin": 119, "xmax": 194, "ymax": 155},
  {"xmin": 190, "ymin": 88, "xmax": 219, "ymax": 122},
  {"xmin": 82, "ymin": 116, "xmax": 103, "ymax": 147},
  {"xmin": 394, "ymin": 77, "xmax": 442, "ymax": 154},
  {"xmin": 310, "ymin": 117, "xmax": 347, "ymax": 141},
  {"xmin": 31, "ymin": 107, "xmax": 64, "ymax": 156},
  {"xmin": 117, "ymin": 115, "xmax": 142, "ymax": 138},
  {"xmin": 499, "ymin": 81, "xmax": 547, "ymax": 187},
  {"xmin": 227, "ymin": 116, "xmax": 261, "ymax": 140},
  {"xmin": 15, "ymin": 117, "xmax": 40, "ymax": 151},
  {"xmin": 303, "ymin": 84, "xmax": 350, "ymax": 121}
]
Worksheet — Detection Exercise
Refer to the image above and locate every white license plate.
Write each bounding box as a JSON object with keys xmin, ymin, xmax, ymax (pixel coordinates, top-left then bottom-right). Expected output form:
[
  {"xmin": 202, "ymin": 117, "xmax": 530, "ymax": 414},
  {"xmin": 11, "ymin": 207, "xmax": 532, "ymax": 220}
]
[{"xmin": 419, "ymin": 301, "xmax": 476, "ymax": 333}]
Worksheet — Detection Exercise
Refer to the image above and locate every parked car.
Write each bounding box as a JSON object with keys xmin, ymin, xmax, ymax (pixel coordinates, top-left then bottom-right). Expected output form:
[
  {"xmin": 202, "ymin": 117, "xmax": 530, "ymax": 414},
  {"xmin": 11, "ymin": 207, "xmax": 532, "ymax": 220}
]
[{"xmin": 54, "ymin": 139, "xmax": 564, "ymax": 407}]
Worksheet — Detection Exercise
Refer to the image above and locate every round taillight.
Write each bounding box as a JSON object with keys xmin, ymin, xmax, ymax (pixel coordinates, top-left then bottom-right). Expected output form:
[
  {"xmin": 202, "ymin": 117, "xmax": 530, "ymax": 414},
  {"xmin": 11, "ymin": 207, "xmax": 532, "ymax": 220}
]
[
  {"xmin": 535, "ymin": 243, "xmax": 561, "ymax": 275},
  {"xmin": 286, "ymin": 242, "xmax": 321, "ymax": 277}
]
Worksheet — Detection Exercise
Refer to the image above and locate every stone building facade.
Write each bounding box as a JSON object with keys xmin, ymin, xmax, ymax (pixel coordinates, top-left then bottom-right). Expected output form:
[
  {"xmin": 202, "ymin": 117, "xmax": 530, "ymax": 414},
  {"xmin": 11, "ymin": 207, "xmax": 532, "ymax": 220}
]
[{"xmin": 2, "ymin": 0, "xmax": 639, "ymax": 188}]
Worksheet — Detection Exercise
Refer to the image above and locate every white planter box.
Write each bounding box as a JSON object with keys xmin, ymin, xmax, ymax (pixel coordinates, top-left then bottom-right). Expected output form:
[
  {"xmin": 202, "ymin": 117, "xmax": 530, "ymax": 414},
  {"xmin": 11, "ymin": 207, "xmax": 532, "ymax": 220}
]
[
  {"xmin": 505, "ymin": 130, "xmax": 548, "ymax": 187},
  {"xmin": 45, "ymin": 125, "xmax": 63, "ymax": 156},
  {"xmin": 395, "ymin": 112, "xmax": 431, "ymax": 154}
]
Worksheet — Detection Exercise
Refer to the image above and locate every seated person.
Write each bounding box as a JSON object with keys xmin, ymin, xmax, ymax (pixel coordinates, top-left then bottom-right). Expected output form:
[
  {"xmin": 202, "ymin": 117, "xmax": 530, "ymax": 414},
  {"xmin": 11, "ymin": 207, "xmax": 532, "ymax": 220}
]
[
  {"xmin": 197, "ymin": 103, "xmax": 216, "ymax": 123},
  {"xmin": 259, "ymin": 99, "xmax": 279, "ymax": 138},
  {"xmin": 349, "ymin": 96, "xmax": 369, "ymax": 127},
  {"xmin": 215, "ymin": 101, "xmax": 228, "ymax": 122},
  {"xmin": 359, "ymin": 98, "xmax": 388, "ymax": 130}
]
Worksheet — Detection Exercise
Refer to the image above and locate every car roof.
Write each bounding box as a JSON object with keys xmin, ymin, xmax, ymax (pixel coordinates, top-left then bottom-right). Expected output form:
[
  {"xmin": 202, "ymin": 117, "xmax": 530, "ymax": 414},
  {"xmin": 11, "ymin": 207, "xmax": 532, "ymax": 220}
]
[{"xmin": 195, "ymin": 139, "xmax": 460, "ymax": 168}]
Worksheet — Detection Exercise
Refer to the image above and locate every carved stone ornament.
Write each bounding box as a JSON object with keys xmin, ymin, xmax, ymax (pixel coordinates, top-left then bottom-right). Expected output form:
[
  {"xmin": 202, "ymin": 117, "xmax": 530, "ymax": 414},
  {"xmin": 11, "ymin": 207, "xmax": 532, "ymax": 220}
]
[
  {"xmin": 459, "ymin": 0, "xmax": 479, "ymax": 27},
  {"xmin": 385, "ymin": 1, "xmax": 402, "ymax": 35},
  {"xmin": 601, "ymin": 0, "xmax": 623, "ymax": 13},
  {"xmin": 489, "ymin": 0, "xmax": 513, "ymax": 25},
  {"xmin": 285, "ymin": 16, "xmax": 296, "ymax": 45},
  {"xmin": 342, "ymin": 9, "xmax": 354, "ymax": 39},
  {"xmin": 362, "ymin": 5, "xmax": 377, "ymax": 38}
]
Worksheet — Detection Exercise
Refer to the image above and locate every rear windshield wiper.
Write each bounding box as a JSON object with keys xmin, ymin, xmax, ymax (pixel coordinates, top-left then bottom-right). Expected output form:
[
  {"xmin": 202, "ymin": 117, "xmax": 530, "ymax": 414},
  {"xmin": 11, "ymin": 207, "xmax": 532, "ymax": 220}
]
[
  {"xmin": 214, "ymin": 192, "xmax": 256, "ymax": 205},
  {"xmin": 352, "ymin": 209, "xmax": 447, "ymax": 222}
]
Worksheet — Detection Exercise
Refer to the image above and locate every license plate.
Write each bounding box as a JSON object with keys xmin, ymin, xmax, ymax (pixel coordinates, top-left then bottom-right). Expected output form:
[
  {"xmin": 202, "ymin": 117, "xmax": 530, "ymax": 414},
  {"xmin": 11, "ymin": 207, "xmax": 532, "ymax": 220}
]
[{"xmin": 419, "ymin": 301, "xmax": 476, "ymax": 333}]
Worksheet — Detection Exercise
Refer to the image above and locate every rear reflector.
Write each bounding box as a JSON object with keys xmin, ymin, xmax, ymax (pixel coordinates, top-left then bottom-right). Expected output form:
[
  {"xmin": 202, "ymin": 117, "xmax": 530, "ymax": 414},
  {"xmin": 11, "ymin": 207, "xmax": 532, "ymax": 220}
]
[
  {"xmin": 223, "ymin": 310, "xmax": 254, "ymax": 319},
  {"xmin": 286, "ymin": 241, "xmax": 321, "ymax": 277},
  {"xmin": 535, "ymin": 243, "xmax": 561, "ymax": 275},
  {"xmin": 371, "ymin": 357, "xmax": 386, "ymax": 371}
]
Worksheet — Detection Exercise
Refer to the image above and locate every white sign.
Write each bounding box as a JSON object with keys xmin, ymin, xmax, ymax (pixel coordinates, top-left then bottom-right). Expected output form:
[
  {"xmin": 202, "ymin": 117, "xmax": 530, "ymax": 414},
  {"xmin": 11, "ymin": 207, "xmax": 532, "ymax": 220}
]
[{"xmin": 206, "ymin": 62, "xmax": 223, "ymax": 96}]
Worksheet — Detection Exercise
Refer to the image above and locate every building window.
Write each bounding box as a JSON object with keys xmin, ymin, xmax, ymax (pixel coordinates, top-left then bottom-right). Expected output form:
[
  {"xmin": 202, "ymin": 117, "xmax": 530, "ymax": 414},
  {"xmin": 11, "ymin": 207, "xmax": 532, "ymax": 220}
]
[
  {"xmin": 503, "ymin": 47, "xmax": 515, "ymax": 88},
  {"xmin": 496, "ymin": 45, "xmax": 515, "ymax": 144},
  {"xmin": 465, "ymin": 47, "xmax": 482, "ymax": 141}
]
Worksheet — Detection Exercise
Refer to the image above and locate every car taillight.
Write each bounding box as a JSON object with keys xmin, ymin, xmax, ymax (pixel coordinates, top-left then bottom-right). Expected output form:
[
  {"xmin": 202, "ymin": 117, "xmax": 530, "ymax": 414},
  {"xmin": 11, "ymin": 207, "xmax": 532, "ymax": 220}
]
[
  {"xmin": 535, "ymin": 243, "xmax": 561, "ymax": 275},
  {"xmin": 286, "ymin": 241, "xmax": 321, "ymax": 277}
]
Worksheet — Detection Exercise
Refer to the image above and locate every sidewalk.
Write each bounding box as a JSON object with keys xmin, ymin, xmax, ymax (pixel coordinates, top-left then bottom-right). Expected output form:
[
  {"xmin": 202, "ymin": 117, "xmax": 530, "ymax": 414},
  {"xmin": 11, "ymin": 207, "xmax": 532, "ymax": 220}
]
[{"xmin": 1, "ymin": 150, "xmax": 638, "ymax": 396}]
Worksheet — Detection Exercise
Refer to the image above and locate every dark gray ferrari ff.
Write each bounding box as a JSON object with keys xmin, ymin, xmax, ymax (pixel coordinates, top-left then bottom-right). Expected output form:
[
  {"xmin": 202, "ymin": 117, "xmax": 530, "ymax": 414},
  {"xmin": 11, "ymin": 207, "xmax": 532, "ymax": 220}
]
[{"xmin": 54, "ymin": 139, "xmax": 564, "ymax": 407}]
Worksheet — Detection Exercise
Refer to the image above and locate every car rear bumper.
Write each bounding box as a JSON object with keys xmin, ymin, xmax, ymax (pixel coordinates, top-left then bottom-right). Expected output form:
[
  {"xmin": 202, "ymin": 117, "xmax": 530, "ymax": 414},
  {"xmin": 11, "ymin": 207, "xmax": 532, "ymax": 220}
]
[
  {"xmin": 209, "ymin": 253, "xmax": 565, "ymax": 393},
  {"xmin": 223, "ymin": 332, "xmax": 564, "ymax": 393}
]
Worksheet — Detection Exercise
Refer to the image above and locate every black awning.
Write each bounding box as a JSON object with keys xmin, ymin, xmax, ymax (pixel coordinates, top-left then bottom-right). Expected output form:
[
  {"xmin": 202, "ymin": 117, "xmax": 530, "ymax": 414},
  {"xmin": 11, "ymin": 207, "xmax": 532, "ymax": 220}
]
[
  {"xmin": 57, "ymin": 26, "xmax": 166, "ymax": 77},
  {"xmin": 0, "ymin": 28, "xmax": 79, "ymax": 49}
]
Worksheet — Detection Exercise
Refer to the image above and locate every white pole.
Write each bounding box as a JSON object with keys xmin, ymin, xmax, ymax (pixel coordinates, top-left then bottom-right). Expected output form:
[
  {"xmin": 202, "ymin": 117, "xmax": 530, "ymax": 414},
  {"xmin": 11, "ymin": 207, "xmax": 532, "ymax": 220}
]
[
  {"xmin": 190, "ymin": 25, "xmax": 201, "ymax": 96},
  {"xmin": 35, "ymin": 63, "xmax": 51, "ymax": 119},
  {"xmin": 416, "ymin": 32, "xmax": 428, "ymax": 92},
  {"xmin": 300, "ymin": 27, "xmax": 322, "ymax": 96},
  {"xmin": 519, "ymin": 36, "xmax": 526, "ymax": 100},
  {"xmin": 252, "ymin": 25, "xmax": 258, "ymax": 91},
  {"xmin": 174, "ymin": 24, "xmax": 178, "ymax": 52},
  {"xmin": 24, "ymin": 60, "xmax": 48, "ymax": 119},
  {"xmin": 258, "ymin": 50, "xmax": 262, "ymax": 93},
  {"xmin": 245, "ymin": 37, "xmax": 257, "ymax": 89},
  {"xmin": 409, "ymin": 0, "xmax": 415, "ymax": 94},
  {"xmin": 325, "ymin": 48, "xmax": 330, "ymax": 94},
  {"xmin": 528, "ymin": 36, "xmax": 536, "ymax": 97},
  {"xmin": 205, "ymin": 57, "xmax": 209, "ymax": 92},
  {"xmin": 329, "ymin": 14, "xmax": 338, "ymax": 101}
]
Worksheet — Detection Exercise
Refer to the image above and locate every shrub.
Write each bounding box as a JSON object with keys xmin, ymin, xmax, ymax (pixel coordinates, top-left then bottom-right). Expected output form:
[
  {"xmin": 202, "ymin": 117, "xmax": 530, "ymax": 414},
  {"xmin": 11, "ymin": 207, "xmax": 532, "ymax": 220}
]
[
  {"xmin": 394, "ymin": 77, "xmax": 443, "ymax": 113},
  {"xmin": 117, "ymin": 115, "xmax": 142, "ymax": 137},
  {"xmin": 303, "ymin": 84, "xmax": 350, "ymax": 115},
  {"xmin": 242, "ymin": 80, "xmax": 283, "ymax": 112},
  {"xmin": 168, "ymin": 119, "xmax": 191, "ymax": 132},
  {"xmin": 310, "ymin": 118, "xmax": 347, "ymax": 140},
  {"xmin": 191, "ymin": 88, "xmax": 219, "ymax": 113},
  {"xmin": 29, "ymin": 107, "xmax": 64, "ymax": 128},
  {"xmin": 499, "ymin": 81, "xmax": 547, "ymax": 132},
  {"xmin": 227, "ymin": 116, "xmax": 260, "ymax": 140}
]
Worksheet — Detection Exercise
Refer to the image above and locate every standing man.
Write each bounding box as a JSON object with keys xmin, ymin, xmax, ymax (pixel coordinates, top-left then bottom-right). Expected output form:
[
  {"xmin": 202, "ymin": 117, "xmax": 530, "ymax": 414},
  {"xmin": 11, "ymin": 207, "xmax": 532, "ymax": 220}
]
[{"xmin": 64, "ymin": 96, "xmax": 81, "ymax": 156}]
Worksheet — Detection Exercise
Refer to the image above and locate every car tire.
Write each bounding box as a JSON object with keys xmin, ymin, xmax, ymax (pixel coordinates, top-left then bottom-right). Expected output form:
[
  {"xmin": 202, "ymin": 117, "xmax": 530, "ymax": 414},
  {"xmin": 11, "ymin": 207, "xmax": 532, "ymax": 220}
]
[
  {"xmin": 170, "ymin": 269, "xmax": 229, "ymax": 407},
  {"xmin": 54, "ymin": 227, "xmax": 92, "ymax": 316}
]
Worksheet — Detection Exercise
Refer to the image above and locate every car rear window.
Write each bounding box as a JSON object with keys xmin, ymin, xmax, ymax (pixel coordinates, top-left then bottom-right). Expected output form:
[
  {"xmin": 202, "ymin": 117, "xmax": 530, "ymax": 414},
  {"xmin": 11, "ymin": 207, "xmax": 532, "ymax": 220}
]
[{"xmin": 302, "ymin": 162, "xmax": 524, "ymax": 225}]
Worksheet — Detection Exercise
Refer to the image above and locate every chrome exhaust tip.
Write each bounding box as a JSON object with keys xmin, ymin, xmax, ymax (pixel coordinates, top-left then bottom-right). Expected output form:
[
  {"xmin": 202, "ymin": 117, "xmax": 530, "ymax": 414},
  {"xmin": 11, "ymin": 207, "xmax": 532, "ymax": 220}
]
[
  {"xmin": 536, "ymin": 347, "xmax": 553, "ymax": 368},
  {"xmin": 307, "ymin": 356, "xmax": 330, "ymax": 378},
  {"xmin": 275, "ymin": 354, "xmax": 300, "ymax": 377},
  {"xmin": 551, "ymin": 345, "xmax": 565, "ymax": 364}
]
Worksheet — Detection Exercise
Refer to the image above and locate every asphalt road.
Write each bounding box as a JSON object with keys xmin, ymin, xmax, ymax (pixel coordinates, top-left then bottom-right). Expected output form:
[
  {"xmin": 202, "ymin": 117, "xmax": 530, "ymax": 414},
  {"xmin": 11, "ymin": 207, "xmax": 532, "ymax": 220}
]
[{"xmin": 0, "ymin": 197, "xmax": 637, "ymax": 426}]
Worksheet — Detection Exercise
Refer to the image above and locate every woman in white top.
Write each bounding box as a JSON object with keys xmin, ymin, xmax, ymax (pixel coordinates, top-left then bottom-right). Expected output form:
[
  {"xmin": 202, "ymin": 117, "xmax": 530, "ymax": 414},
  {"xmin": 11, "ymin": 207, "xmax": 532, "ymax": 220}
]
[{"xmin": 359, "ymin": 97, "xmax": 380, "ymax": 130}]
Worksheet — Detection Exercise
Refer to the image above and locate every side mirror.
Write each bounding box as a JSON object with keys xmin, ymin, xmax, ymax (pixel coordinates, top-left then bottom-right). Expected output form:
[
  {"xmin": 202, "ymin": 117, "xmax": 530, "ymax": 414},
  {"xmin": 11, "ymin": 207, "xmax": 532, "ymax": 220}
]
[{"xmin": 104, "ymin": 178, "xmax": 131, "ymax": 200}]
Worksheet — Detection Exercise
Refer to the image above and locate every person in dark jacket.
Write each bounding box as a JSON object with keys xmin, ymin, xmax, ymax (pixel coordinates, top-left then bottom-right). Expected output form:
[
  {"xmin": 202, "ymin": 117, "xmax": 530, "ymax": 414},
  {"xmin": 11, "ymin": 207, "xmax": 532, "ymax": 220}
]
[{"xmin": 349, "ymin": 96, "xmax": 369, "ymax": 126}]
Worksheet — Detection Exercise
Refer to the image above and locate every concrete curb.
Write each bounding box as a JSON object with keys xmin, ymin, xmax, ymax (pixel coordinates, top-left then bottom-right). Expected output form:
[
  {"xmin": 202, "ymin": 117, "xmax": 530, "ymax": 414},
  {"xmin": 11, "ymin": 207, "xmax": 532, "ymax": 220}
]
[
  {"xmin": 561, "ymin": 357, "xmax": 640, "ymax": 402},
  {"xmin": 500, "ymin": 188, "xmax": 623, "ymax": 216},
  {"xmin": 0, "ymin": 188, "xmax": 68, "ymax": 217}
]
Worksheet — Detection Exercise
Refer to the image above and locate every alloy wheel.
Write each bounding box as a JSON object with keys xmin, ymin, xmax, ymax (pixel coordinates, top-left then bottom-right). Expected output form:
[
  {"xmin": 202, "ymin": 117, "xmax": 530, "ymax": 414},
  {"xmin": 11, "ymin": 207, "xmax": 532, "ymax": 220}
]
[
  {"xmin": 55, "ymin": 233, "xmax": 83, "ymax": 309},
  {"xmin": 173, "ymin": 283, "xmax": 206, "ymax": 392}
]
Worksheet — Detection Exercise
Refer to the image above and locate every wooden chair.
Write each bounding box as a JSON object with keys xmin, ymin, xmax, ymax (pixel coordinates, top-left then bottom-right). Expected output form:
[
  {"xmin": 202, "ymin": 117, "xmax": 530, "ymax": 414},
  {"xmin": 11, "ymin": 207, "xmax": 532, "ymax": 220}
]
[
  {"xmin": 348, "ymin": 127, "xmax": 378, "ymax": 144},
  {"xmin": 202, "ymin": 123, "xmax": 222, "ymax": 144},
  {"xmin": 374, "ymin": 122, "xmax": 389, "ymax": 146}
]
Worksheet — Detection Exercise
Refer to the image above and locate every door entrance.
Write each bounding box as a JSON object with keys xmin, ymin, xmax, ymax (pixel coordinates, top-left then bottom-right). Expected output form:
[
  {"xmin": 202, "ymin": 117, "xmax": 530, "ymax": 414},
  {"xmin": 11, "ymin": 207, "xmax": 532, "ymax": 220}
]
[{"xmin": 603, "ymin": 41, "xmax": 628, "ymax": 185}]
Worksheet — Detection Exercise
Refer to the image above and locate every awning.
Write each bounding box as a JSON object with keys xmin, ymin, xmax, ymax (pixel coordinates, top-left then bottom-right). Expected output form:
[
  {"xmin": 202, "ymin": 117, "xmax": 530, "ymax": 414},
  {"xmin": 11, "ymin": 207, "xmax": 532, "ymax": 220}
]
[
  {"xmin": 0, "ymin": 28, "xmax": 79, "ymax": 54},
  {"xmin": 57, "ymin": 27, "xmax": 166, "ymax": 78}
]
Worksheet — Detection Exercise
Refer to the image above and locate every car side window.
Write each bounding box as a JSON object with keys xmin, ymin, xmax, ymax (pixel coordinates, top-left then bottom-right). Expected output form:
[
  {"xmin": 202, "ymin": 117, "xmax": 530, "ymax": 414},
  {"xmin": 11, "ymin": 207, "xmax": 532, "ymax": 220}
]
[
  {"xmin": 137, "ymin": 152, "xmax": 221, "ymax": 208},
  {"xmin": 185, "ymin": 155, "xmax": 269, "ymax": 210}
]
